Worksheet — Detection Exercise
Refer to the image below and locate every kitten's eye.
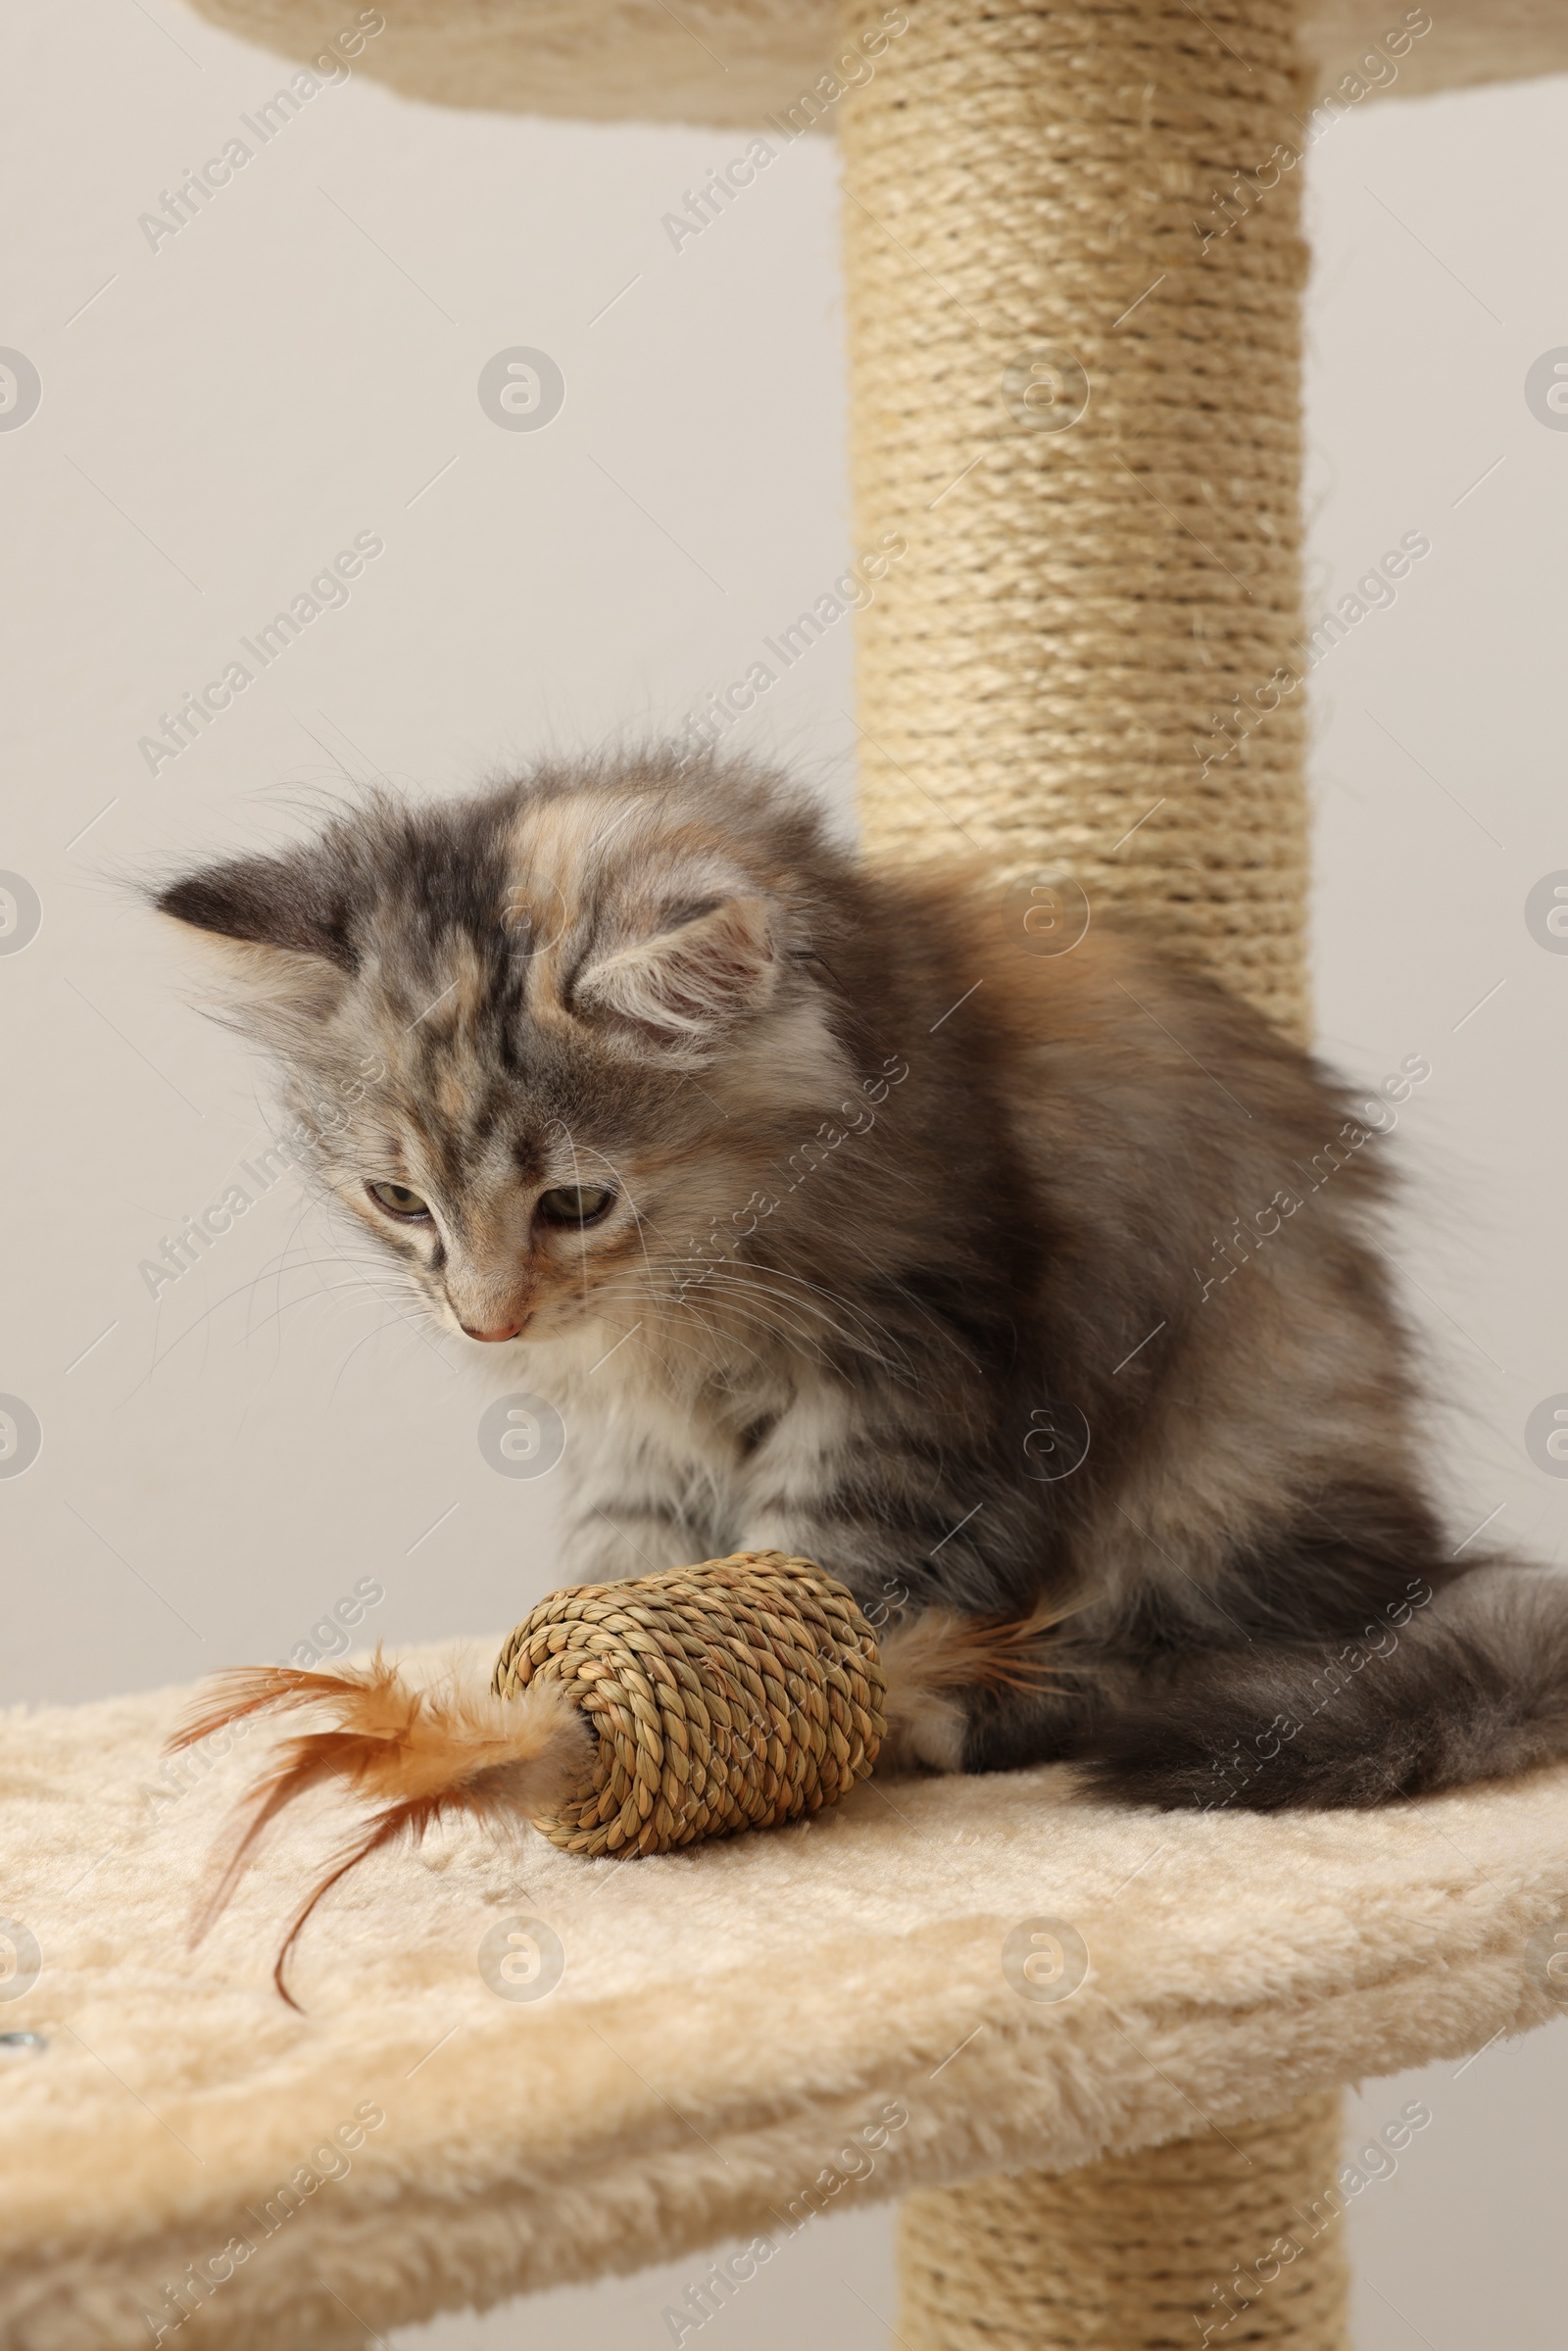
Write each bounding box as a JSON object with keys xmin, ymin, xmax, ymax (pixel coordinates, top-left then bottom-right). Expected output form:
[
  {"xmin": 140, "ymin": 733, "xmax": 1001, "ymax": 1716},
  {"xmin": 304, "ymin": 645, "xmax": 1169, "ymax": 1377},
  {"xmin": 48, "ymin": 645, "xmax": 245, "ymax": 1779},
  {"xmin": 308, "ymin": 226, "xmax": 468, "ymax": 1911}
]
[
  {"xmin": 367, "ymin": 1181, "xmax": 431, "ymax": 1221},
  {"xmin": 537, "ymin": 1184, "xmax": 615, "ymax": 1228}
]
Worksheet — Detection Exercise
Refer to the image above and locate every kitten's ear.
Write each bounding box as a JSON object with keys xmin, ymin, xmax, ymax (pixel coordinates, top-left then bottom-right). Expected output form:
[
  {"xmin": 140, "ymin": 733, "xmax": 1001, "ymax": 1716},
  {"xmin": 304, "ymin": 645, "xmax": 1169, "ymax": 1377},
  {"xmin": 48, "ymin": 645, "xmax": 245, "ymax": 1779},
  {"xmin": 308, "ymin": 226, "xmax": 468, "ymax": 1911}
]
[
  {"xmin": 574, "ymin": 895, "xmax": 777, "ymax": 1053},
  {"xmin": 156, "ymin": 852, "xmax": 358, "ymax": 969},
  {"xmin": 154, "ymin": 851, "xmax": 358, "ymax": 1030}
]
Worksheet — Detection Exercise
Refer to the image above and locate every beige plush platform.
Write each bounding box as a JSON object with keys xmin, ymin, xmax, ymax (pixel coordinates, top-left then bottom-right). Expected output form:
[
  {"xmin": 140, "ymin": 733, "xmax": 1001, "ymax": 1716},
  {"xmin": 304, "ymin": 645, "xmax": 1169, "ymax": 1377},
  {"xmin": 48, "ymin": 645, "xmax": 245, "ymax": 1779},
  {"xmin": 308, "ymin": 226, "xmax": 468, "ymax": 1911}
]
[
  {"xmin": 184, "ymin": 0, "xmax": 1568, "ymax": 125},
  {"xmin": 3, "ymin": 1648, "xmax": 1567, "ymax": 2350}
]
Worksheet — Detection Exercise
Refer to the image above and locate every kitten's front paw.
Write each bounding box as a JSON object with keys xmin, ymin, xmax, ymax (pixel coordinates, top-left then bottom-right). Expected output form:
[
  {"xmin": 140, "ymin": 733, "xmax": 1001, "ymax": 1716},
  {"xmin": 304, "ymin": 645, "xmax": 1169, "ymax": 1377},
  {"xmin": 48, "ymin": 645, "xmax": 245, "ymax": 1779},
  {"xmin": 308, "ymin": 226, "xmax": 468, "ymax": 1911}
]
[{"xmin": 874, "ymin": 1691, "xmax": 966, "ymax": 1776}]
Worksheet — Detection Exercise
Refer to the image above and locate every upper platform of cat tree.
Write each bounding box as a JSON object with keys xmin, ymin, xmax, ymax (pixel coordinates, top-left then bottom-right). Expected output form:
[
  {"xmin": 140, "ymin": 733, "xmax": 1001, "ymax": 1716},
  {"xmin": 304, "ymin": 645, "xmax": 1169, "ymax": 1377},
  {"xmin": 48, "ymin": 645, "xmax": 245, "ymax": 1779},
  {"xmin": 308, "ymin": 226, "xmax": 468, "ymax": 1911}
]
[
  {"xmin": 4, "ymin": 1652, "xmax": 1566, "ymax": 2349},
  {"xmin": 183, "ymin": 0, "xmax": 1568, "ymax": 125}
]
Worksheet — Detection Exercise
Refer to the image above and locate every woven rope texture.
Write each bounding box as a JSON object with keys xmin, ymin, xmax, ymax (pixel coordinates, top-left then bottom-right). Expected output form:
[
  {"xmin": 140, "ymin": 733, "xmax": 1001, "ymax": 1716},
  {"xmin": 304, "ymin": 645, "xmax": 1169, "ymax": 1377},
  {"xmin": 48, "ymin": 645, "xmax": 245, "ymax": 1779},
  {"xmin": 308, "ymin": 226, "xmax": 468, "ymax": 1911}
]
[
  {"xmin": 897, "ymin": 2090, "xmax": 1350, "ymax": 2350},
  {"xmin": 491, "ymin": 1551, "xmax": 886, "ymax": 1857},
  {"xmin": 841, "ymin": 0, "xmax": 1311, "ymax": 1039}
]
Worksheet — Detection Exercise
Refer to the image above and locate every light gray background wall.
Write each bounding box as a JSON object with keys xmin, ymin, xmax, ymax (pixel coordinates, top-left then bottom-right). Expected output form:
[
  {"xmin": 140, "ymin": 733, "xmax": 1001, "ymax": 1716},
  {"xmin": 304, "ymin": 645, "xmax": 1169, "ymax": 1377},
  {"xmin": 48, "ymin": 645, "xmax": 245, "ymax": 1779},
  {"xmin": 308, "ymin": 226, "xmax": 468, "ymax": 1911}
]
[{"xmin": 3, "ymin": 4, "xmax": 1566, "ymax": 2343}]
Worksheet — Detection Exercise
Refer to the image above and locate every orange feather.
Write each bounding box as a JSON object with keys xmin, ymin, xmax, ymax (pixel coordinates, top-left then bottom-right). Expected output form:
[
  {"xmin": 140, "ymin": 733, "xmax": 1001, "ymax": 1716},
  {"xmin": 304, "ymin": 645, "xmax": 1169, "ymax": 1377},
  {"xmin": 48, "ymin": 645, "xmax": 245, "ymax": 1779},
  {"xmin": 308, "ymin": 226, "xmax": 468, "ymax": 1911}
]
[{"xmin": 167, "ymin": 1650, "xmax": 592, "ymax": 2008}]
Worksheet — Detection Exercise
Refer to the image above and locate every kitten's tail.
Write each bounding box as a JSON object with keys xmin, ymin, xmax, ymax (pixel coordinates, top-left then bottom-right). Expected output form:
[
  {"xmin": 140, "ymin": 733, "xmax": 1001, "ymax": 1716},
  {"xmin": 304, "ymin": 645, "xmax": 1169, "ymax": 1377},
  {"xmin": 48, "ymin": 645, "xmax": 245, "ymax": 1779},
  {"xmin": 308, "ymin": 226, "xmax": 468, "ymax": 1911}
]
[
  {"xmin": 1077, "ymin": 1562, "xmax": 1568, "ymax": 1812},
  {"xmin": 167, "ymin": 1651, "xmax": 592, "ymax": 2007}
]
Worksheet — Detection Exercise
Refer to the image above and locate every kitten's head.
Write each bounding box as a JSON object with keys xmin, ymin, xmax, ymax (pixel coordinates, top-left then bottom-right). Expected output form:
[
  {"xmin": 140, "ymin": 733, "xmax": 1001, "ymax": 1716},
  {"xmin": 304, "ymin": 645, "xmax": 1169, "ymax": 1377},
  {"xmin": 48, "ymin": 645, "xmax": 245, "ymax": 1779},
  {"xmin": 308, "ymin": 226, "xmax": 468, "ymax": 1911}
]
[{"xmin": 155, "ymin": 754, "xmax": 859, "ymax": 1357}]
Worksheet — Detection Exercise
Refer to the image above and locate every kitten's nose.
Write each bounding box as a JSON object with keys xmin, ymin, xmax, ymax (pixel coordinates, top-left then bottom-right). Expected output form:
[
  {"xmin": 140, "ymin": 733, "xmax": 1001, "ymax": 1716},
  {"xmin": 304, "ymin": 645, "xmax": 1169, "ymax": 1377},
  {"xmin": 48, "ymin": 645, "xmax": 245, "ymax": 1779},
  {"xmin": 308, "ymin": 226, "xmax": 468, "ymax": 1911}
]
[{"xmin": 461, "ymin": 1320, "xmax": 522, "ymax": 1344}]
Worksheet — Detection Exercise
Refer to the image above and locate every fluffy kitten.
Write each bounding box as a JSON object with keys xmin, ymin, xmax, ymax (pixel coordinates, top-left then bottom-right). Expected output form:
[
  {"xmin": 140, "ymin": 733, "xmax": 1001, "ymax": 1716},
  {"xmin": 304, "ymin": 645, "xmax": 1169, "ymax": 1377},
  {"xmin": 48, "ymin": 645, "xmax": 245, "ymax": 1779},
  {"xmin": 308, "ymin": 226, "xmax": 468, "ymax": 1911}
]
[{"xmin": 158, "ymin": 750, "xmax": 1568, "ymax": 1814}]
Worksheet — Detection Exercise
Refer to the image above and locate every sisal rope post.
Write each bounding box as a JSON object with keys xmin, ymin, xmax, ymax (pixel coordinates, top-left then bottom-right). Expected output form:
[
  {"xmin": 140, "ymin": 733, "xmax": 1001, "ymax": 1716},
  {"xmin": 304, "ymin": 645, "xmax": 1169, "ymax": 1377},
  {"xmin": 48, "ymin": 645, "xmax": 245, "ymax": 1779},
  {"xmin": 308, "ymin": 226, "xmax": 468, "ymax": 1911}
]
[
  {"xmin": 839, "ymin": 0, "xmax": 1340, "ymax": 2338},
  {"xmin": 840, "ymin": 0, "xmax": 1311, "ymax": 1043},
  {"xmin": 896, "ymin": 2092, "xmax": 1350, "ymax": 2350}
]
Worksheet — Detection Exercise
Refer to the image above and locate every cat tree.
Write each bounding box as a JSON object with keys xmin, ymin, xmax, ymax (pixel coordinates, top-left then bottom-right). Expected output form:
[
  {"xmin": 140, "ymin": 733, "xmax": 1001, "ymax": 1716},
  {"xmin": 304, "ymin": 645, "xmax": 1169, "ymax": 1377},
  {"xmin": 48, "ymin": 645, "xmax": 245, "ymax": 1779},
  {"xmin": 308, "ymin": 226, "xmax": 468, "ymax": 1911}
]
[{"xmin": 7, "ymin": 1, "xmax": 1564, "ymax": 2345}]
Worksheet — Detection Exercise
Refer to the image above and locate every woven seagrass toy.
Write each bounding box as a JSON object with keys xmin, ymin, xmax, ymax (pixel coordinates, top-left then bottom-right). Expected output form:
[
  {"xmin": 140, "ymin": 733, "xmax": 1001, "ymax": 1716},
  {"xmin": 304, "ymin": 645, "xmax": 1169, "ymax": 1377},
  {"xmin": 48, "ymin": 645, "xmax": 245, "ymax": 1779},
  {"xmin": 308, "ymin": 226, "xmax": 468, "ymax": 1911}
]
[
  {"xmin": 489, "ymin": 1552, "xmax": 886, "ymax": 1857},
  {"xmin": 172, "ymin": 1550, "xmax": 904, "ymax": 2003}
]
